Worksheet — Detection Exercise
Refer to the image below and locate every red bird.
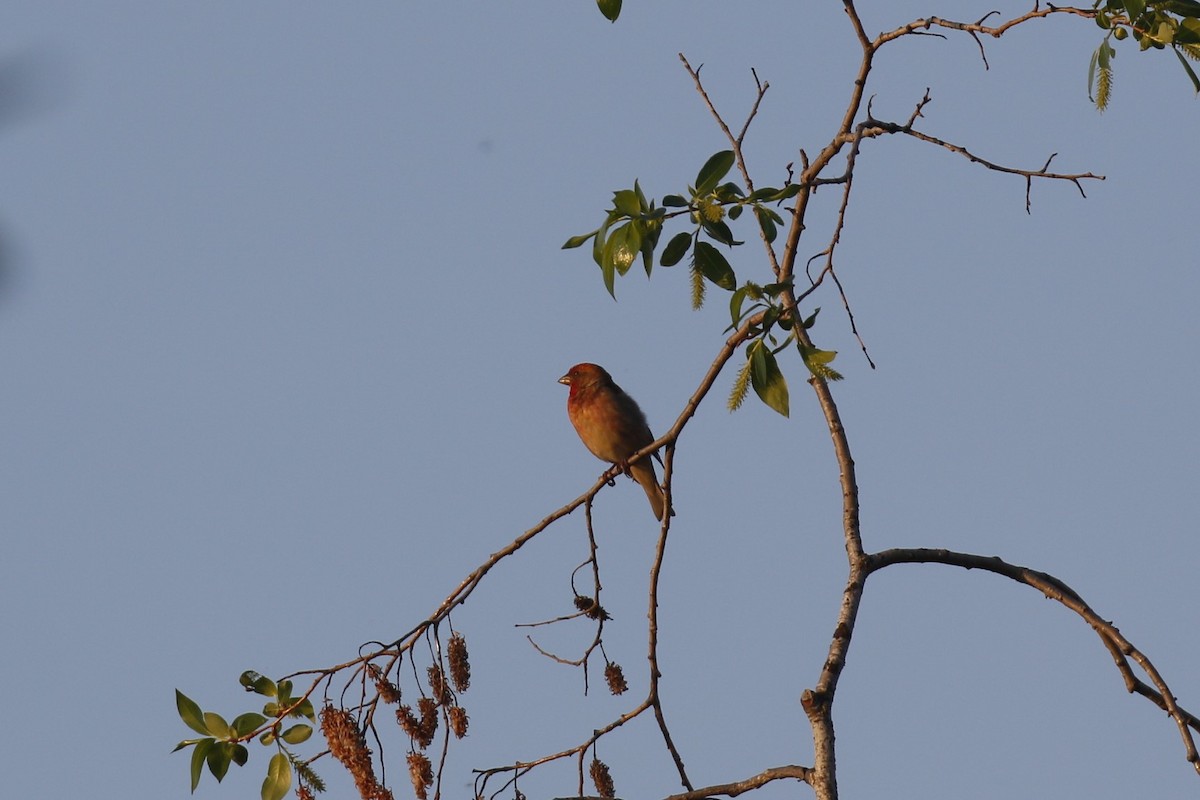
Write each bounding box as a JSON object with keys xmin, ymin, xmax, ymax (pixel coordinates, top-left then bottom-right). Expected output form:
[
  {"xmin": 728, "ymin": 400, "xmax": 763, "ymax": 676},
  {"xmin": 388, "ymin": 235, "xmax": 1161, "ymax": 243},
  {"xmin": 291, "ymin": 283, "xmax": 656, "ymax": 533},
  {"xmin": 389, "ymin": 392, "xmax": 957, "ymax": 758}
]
[{"xmin": 559, "ymin": 363, "xmax": 670, "ymax": 521}]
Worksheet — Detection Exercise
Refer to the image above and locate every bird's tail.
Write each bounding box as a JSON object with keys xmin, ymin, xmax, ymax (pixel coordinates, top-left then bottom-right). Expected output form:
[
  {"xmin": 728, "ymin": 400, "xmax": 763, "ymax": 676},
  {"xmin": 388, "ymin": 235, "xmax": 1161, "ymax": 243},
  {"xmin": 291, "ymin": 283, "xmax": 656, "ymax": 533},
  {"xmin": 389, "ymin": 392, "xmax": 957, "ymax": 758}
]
[{"xmin": 630, "ymin": 460, "xmax": 671, "ymax": 521}]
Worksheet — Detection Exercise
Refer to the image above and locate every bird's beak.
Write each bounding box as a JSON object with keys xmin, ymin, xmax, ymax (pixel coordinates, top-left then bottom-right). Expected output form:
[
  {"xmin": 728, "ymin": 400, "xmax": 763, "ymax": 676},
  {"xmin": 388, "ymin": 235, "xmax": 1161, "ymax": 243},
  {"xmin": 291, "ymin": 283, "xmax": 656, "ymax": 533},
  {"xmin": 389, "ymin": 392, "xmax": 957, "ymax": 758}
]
[{"xmin": 558, "ymin": 373, "xmax": 571, "ymax": 385}]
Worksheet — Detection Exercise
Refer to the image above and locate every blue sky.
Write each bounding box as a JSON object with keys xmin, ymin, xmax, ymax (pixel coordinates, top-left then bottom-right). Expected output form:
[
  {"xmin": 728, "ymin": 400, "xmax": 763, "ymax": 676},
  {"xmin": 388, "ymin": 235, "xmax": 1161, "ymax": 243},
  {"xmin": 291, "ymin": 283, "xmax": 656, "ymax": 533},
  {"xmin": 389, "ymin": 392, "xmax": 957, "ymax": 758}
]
[{"xmin": 1, "ymin": 3, "xmax": 1197, "ymax": 799}]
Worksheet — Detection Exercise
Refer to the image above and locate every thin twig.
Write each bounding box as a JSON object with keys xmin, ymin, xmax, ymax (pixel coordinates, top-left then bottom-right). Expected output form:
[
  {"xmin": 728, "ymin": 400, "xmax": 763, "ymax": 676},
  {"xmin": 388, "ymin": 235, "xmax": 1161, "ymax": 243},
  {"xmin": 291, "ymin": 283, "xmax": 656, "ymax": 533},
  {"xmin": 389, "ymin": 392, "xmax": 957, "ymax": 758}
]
[{"xmin": 678, "ymin": 52, "xmax": 784, "ymax": 280}]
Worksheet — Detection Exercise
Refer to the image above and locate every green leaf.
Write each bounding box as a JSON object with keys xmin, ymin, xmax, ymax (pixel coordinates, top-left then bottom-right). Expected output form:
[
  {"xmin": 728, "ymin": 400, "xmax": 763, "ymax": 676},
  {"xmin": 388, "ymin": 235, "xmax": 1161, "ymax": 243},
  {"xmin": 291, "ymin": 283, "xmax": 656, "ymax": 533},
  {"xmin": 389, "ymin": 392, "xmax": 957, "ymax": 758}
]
[
  {"xmin": 660, "ymin": 231, "xmax": 692, "ymax": 267},
  {"xmin": 701, "ymin": 218, "xmax": 741, "ymax": 246},
  {"xmin": 633, "ymin": 179, "xmax": 649, "ymax": 212},
  {"xmin": 639, "ymin": 221, "xmax": 660, "ymax": 277},
  {"xmin": 259, "ymin": 730, "xmax": 276, "ymax": 745},
  {"xmin": 612, "ymin": 189, "xmax": 641, "ymax": 217},
  {"xmin": 1166, "ymin": 0, "xmax": 1200, "ymax": 15},
  {"xmin": 761, "ymin": 278, "xmax": 793, "ymax": 298},
  {"xmin": 761, "ymin": 305, "xmax": 781, "ymax": 334},
  {"xmin": 602, "ymin": 257, "xmax": 616, "ymax": 298},
  {"xmin": 562, "ymin": 230, "xmax": 597, "ymax": 250},
  {"xmin": 695, "ymin": 150, "xmax": 735, "ymax": 196},
  {"xmin": 190, "ymin": 738, "xmax": 215, "ymax": 793},
  {"xmin": 281, "ymin": 724, "xmax": 313, "ymax": 745},
  {"xmin": 602, "ymin": 222, "xmax": 641, "ymax": 279},
  {"xmin": 754, "ymin": 206, "xmax": 778, "ymax": 243},
  {"xmin": 1151, "ymin": 20, "xmax": 1177, "ymax": 45},
  {"xmin": 1177, "ymin": 16, "xmax": 1200, "ymax": 45},
  {"xmin": 1174, "ymin": 45, "xmax": 1200, "ymax": 91},
  {"xmin": 749, "ymin": 342, "xmax": 790, "ymax": 417},
  {"xmin": 596, "ymin": 0, "xmax": 622, "ymax": 22},
  {"xmin": 176, "ymin": 690, "xmax": 210, "ymax": 736},
  {"xmin": 662, "ymin": 194, "xmax": 689, "ymax": 208},
  {"xmin": 717, "ymin": 181, "xmax": 744, "ymax": 198},
  {"xmin": 1088, "ymin": 42, "xmax": 1101, "ymax": 100},
  {"xmin": 207, "ymin": 740, "xmax": 234, "ymax": 782},
  {"xmin": 240, "ymin": 671, "xmax": 278, "ymax": 697},
  {"xmin": 623, "ymin": 221, "xmax": 647, "ymax": 272},
  {"xmin": 232, "ymin": 744, "xmax": 249, "ymax": 767},
  {"xmin": 276, "ymin": 680, "xmax": 294, "ymax": 704},
  {"xmin": 729, "ymin": 285, "xmax": 751, "ymax": 327},
  {"xmin": 747, "ymin": 186, "xmax": 782, "ymax": 201},
  {"xmin": 262, "ymin": 752, "xmax": 292, "ymax": 800},
  {"xmin": 591, "ymin": 212, "xmax": 615, "ymax": 266},
  {"xmin": 293, "ymin": 698, "xmax": 316, "ymax": 721},
  {"xmin": 692, "ymin": 241, "xmax": 736, "ymax": 291},
  {"xmin": 800, "ymin": 344, "xmax": 845, "ymax": 381},
  {"xmin": 1124, "ymin": 0, "xmax": 1146, "ymax": 19},
  {"xmin": 172, "ymin": 738, "xmax": 206, "ymax": 753},
  {"xmin": 802, "ymin": 306, "xmax": 822, "ymax": 329},
  {"xmin": 232, "ymin": 712, "xmax": 268, "ymax": 737},
  {"xmin": 774, "ymin": 184, "xmax": 801, "ymax": 201},
  {"xmin": 203, "ymin": 711, "xmax": 231, "ymax": 740}
]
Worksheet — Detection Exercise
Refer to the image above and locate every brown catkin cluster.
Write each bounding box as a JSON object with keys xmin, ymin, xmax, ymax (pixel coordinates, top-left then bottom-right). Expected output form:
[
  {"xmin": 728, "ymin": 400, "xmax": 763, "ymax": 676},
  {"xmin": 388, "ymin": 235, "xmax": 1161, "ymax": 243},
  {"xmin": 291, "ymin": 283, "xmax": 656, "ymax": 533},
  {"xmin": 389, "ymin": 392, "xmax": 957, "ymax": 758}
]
[
  {"xmin": 448, "ymin": 705, "xmax": 469, "ymax": 739},
  {"xmin": 604, "ymin": 662, "xmax": 628, "ymax": 695},
  {"xmin": 406, "ymin": 752, "xmax": 434, "ymax": 800},
  {"xmin": 589, "ymin": 758, "xmax": 615, "ymax": 799},
  {"xmin": 417, "ymin": 697, "xmax": 438, "ymax": 744},
  {"xmin": 447, "ymin": 633, "xmax": 471, "ymax": 693},
  {"xmin": 574, "ymin": 595, "xmax": 611, "ymax": 621},
  {"xmin": 395, "ymin": 697, "xmax": 438, "ymax": 749},
  {"xmin": 297, "ymin": 786, "xmax": 314, "ymax": 800},
  {"xmin": 320, "ymin": 706, "xmax": 392, "ymax": 800},
  {"xmin": 396, "ymin": 705, "xmax": 422, "ymax": 742},
  {"xmin": 370, "ymin": 665, "xmax": 402, "ymax": 705},
  {"xmin": 426, "ymin": 665, "xmax": 451, "ymax": 705}
]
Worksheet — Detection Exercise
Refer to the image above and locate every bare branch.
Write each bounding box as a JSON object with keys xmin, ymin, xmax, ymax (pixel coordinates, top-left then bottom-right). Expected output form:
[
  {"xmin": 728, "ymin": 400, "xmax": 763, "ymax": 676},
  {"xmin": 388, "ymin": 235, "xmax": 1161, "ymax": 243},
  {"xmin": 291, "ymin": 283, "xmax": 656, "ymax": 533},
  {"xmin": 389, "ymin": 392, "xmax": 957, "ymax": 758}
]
[
  {"xmin": 648, "ymin": 443, "xmax": 692, "ymax": 790},
  {"xmin": 876, "ymin": 6, "xmax": 1097, "ymax": 48},
  {"xmin": 738, "ymin": 68, "xmax": 770, "ymax": 146},
  {"xmin": 856, "ymin": 102, "xmax": 1104, "ymax": 212},
  {"xmin": 662, "ymin": 764, "xmax": 815, "ymax": 799},
  {"xmin": 868, "ymin": 548, "xmax": 1200, "ymax": 773}
]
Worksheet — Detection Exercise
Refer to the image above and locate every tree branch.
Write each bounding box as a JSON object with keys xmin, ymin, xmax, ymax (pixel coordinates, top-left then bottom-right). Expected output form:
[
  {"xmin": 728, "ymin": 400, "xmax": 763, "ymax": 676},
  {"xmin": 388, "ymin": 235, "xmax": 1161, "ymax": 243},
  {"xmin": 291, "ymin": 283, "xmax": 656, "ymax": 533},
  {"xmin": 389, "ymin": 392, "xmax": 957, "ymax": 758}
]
[
  {"xmin": 868, "ymin": 547, "xmax": 1200, "ymax": 773},
  {"xmin": 662, "ymin": 764, "xmax": 814, "ymax": 799},
  {"xmin": 856, "ymin": 100, "xmax": 1105, "ymax": 212}
]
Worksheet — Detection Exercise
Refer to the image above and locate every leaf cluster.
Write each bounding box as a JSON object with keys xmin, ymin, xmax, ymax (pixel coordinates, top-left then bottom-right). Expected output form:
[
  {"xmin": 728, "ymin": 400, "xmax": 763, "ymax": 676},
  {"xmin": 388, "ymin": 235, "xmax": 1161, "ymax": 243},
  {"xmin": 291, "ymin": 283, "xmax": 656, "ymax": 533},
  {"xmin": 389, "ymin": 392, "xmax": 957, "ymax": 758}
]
[
  {"xmin": 173, "ymin": 672, "xmax": 318, "ymax": 800},
  {"xmin": 562, "ymin": 150, "xmax": 797, "ymax": 303},
  {"xmin": 1089, "ymin": 0, "xmax": 1200, "ymax": 108},
  {"xmin": 565, "ymin": 149, "xmax": 837, "ymax": 417}
]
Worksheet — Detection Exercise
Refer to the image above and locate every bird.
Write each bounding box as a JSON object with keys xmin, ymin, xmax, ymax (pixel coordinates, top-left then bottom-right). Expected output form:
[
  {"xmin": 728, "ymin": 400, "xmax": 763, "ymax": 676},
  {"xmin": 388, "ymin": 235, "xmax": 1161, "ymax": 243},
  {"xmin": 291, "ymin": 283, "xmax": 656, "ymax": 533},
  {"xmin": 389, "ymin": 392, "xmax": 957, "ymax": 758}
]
[{"xmin": 559, "ymin": 362, "xmax": 670, "ymax": 521}]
